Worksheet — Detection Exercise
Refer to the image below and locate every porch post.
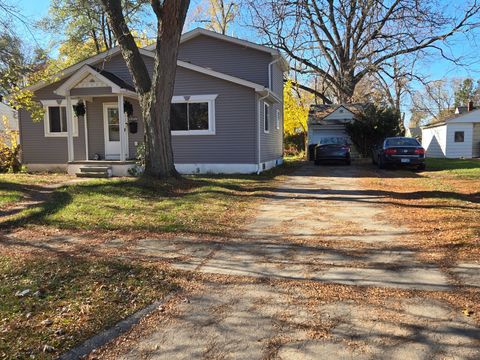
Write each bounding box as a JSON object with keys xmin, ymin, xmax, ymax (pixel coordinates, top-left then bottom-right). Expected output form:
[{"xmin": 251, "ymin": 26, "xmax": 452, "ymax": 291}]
[
  {"xmin": 118, "ymin": 94, "xmax": 126, "ymax": 161},
  {"xmin": 83, "ymin": 99, "xmax": 89, "ymax": 160},
  {"xmin": 66, "ymin": 94, "xmax": 74, "ymax": 162}
]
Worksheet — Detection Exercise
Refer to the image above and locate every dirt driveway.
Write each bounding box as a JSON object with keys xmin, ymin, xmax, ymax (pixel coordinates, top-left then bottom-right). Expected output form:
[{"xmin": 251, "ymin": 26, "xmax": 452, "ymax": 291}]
[{"xmin": 98, "ymin": 163, "xmax": 480, "ymax": 359}]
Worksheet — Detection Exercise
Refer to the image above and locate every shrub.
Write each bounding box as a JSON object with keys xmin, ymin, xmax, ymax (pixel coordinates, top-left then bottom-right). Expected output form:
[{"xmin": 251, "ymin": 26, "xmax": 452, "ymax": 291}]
[
  {"xmin": 0, "ymin": 115, "xmax": 21, "ymax": 173},
  {"xmin": 345, "ymin": 105, "xmax": 403, "ymax": 157}
]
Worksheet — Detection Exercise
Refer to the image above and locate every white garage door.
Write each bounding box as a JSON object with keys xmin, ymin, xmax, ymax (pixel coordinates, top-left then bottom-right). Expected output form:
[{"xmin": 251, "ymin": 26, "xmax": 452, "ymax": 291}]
[{"xmin": 308, "ymin": 128, "xmax": 350, "ymax": 145}]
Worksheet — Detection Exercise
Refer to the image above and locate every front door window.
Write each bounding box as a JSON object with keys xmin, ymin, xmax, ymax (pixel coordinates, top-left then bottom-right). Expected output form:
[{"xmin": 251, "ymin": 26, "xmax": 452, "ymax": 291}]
[{"xmin": 107, "ymin": 107, "xmax": 120, "ymax": 141}]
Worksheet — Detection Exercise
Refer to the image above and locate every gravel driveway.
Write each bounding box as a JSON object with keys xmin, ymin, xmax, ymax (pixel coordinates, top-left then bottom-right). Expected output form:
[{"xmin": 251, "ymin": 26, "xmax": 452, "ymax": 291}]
[{"xmin": 99, "ymin": 163, "xmax": 480, "ymax": 359}]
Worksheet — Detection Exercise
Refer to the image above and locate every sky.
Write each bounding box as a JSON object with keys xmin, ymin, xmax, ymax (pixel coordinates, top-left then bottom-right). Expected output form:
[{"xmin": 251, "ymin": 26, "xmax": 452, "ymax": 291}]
[{"xmin": 10, "ymin": 0, "xmax": 480, "ymax": 122}]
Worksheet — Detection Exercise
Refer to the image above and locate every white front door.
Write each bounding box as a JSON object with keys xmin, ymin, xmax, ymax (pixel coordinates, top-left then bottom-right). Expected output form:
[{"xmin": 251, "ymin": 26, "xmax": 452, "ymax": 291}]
[{"xmin": 103, "ymin": 103, "xmax": 121, "ymax": 160}]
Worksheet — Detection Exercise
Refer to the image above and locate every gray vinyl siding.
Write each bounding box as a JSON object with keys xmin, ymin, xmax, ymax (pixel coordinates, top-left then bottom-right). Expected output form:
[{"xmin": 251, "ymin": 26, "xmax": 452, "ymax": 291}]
[
  {"xmin": 258, "ymin": 96, "xmax": 283, "ymax": 163},
  {"xmin": 19, "ymin": 109, "xmax": 87, "ymax": 164},
  {"xmin": 101, "ymin": 53, "xmax": 154, "ymax": 86},
  {"xmin": 172, "ymin": 67, "xmax": 256, "ymax": 164},
  {"xmin": 271, "ymin": 62, "xmax": 284, "ymax": 96},
  {"xmin": 473, "ymin": 123, "xmax": 480, "ymax": 157},
  {"xmin": 179, "ymin": 35, "xmax": 271, "ymax": 87},
  {"xmin": 20, "ymin": 39, "xmax": 283, "ymax": 167}
]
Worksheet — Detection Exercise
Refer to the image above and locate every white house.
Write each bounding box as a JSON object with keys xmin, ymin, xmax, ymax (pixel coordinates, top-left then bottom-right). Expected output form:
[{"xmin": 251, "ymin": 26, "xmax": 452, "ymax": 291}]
[
  {"xmin": 421, "ymin": 109, "xmax": 480, "ymax": 158},
  {"xmin": 0, "ymin": 101, "xmax": 19, "ymax": 146}
]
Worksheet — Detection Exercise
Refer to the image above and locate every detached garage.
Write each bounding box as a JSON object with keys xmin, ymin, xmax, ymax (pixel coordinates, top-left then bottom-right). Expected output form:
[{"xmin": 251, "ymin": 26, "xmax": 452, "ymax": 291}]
[
  {"xmin": 307, "ymin": 104, "xmax": 366, "ymax": 158},
  {"xmin": 421, "ymin": 108, "xmax": 480, "ymax": 159}
]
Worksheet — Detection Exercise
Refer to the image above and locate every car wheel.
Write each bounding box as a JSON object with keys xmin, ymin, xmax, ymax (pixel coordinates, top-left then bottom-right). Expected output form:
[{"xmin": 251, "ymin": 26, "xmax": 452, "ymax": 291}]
[
  {"xmin": 372, "ymin": 154, "xmax": 377, "ymax": 164},
  {"xmin": 378, "ymin": 157, "xmax": 385, "ymax": 169},
  {"xmin": 314, "ymin": 159, "xmax": 321, "ymax": 166},
  {"xmin": 345, "ymin": 159, "xmax": 351, "ymax": 166},
  {"xmin": 417, "ymin": 164, "xmax": 426, "ymax": 171}
]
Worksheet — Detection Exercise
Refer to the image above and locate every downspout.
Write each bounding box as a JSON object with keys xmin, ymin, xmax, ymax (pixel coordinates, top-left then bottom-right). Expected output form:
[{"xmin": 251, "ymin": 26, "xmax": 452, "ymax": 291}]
[
  {"xmin": 268, "ymin": 57, "xmax": 281, "ymax": 90},
  {"xmin": 257, "ymin": 90, "xmax": 271, "ymax": 174}
]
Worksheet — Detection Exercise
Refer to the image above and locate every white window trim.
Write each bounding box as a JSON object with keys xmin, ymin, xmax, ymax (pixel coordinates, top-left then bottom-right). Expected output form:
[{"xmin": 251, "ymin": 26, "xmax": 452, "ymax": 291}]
[
  {"xmin": 264, "ymin": 102, "xmax": 270, "ymax": 133},
  {"xmin": 171, "ymin": 94, "xmax": 217, "ymax": 136},
  {"xmin": 276, "ymin": 109, "xmax": 280, "ymax": 130},
  {"xmin": 42, "ymin": 99, "xmax": 79, "ymax": 137}
]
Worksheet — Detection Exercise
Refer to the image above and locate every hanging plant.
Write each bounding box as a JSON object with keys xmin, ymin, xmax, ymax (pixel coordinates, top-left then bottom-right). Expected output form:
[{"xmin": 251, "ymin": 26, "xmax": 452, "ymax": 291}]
[
  {"xmin": 73, "ymin": 101, "xmax": 86, "ymax": 117},
  {"xmin": 124, "ymin": 100, "xmax": 134, "ymax": 117}
]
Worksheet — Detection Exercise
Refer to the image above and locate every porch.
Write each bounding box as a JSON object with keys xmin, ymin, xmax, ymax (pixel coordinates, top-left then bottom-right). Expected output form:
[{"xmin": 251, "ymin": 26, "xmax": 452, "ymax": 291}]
[{"xmin": 52, "ymin": 65, "xmax": 142, "ymax": 177}]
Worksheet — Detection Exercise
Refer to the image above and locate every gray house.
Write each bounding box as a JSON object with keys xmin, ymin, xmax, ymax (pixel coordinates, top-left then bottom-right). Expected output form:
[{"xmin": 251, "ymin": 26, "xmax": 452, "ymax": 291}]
[{"xmin": 19, "ymin": 28, "xmax": 287, "ymax": 176}]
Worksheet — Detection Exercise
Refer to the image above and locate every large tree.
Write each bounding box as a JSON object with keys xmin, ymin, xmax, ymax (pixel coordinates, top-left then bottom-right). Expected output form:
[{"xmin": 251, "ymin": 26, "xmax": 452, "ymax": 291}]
[
  {"xmin": 99, "ymin": 0, "xmax": 190, "ymax": 178},
  {"xmin": 190, "ymin": 0, "xmax": 238, "ymax": 34},
  {"xmin": 247, "ymin": 0, "xmax": 480, "ymax": 104},
  {"xmin": 39, "ymin": 0, "xmax": 149, "ymax": 65}
]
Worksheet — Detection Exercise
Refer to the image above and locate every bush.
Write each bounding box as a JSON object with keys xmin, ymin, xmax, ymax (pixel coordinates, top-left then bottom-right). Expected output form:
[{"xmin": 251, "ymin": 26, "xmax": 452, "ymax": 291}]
[
  {"xmin": 284, "ymin": 132, "xmax": 306, "ymax": 156},
  {"xmin": 345, "ymin": 105, "xmax": 403, "ymax": 157},
  {"xmin": 0, "ymin": 144, "xmax": 21, "ymax": 173},
  {"xmin": 0, "ymin": 115, "xmax": 21, "ymax": 173}
]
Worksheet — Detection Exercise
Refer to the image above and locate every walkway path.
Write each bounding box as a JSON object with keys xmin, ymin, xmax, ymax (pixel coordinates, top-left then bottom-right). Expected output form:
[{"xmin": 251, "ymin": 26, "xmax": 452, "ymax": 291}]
[{"xmin": 101, "ymin": 164, "xmax": 480, "ymax": 359}]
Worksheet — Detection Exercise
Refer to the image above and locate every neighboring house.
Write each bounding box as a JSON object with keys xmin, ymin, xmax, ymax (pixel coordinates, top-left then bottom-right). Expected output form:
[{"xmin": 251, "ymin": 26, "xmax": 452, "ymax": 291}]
[
  {"xmin": 0, "ymin": 101, "xmax": 19, "ymax": 146},
  {"xmin": 19, "ymin": 28, "xmax": 288, "ymax": 175},
  {"xmin": 421, "ymin": 107, "xmax": 480, "ymax": 158},
  {"xmin": 307, "ymin": 104, "xmax": 366, "ymax": 156}
]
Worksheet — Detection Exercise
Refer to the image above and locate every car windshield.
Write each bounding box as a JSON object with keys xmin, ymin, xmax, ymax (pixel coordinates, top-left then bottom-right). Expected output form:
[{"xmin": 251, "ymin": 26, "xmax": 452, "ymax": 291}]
[{"xmin": 385, "ymin": 138, "xmax": 419, "ymax": 147}]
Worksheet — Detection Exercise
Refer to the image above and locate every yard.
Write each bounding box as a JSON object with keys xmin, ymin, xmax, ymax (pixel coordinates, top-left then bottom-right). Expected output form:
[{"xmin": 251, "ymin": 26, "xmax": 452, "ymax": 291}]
[
  {"xmin": 0, "ymin": 157, "xmax": 478, "ymax": 359},
  {"xmin": 361, "ymin": 157, "xmax": 480, "ymax": 264},
  {"xmin": 0, "ymin": 160, "xmax": 300, "ymax": 359}
]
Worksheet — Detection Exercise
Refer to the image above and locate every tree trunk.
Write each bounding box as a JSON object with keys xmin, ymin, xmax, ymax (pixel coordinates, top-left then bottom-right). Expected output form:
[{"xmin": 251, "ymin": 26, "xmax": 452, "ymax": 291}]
[{"xmin": 100, "ymin": 0, "xmax": 190, "ymax": 179}]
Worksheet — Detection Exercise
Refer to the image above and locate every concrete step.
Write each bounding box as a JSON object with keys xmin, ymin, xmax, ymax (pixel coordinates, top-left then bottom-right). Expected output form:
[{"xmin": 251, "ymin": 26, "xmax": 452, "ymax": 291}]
[
  {"xmin": 76, "ymin": 172, "xmax": 110, "ymax": 178},
  {"xmin": 76, "ymin": 165, "xmax": 112, "ymax": 178},
  {"xmin": 79, "ymin": 166, "xmax": 111, "ymax": 173}
]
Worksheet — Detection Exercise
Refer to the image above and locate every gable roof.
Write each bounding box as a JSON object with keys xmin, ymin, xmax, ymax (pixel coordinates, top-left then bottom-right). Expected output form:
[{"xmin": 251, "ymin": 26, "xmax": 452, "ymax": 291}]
[
  {"xmin": 308, "ymin": 104, "xmax": 367, "ymax": 124},
  {"xmin": 26, "ymin": 27, "xmax": 287, "ymax": 96},
  {"xmin": 422, "ymin": 108, "xmax": 480, "ymax": 129},
  {"xmin": 39, "ymin": 50, "xmax": 280, "ymax": 102},
  {"xmin": 54, "ymin": 64, "xmax": 136, "ymax": 96}
]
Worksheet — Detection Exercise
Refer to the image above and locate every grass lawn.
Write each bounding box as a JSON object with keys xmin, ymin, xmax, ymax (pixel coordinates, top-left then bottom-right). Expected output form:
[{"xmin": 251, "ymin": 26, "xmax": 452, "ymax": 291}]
[
  {"xmin": 0, "ymin": 159, "xmax": 301, "ymax": 358},
  {"xmin": 362, "ymin": 158, "xmax": 480, "ymax": 264},
  {"xmin": 0, "ymin": 255, "xmax": 176, "ymax": 359},
  {"xmin": 0, "ymin": 161, "xmax": 300, "ymax": 237},
  {"xmin": 426, "ymin": 158, "xmax": 480, "ymax": 178}
]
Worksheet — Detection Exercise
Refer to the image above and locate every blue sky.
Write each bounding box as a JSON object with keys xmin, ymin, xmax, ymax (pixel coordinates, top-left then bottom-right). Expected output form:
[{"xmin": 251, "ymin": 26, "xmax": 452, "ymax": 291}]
[{"xmin": 12, "ymin": 0, "xmax": 480, "ymax": 120}]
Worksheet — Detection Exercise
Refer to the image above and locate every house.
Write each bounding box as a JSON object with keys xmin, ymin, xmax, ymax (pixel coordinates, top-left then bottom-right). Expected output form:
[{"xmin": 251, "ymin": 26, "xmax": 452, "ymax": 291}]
[
  {"xmin": 421, "ymin": 105, "xmax": 480, "ymax": 158},
  {"xmin": 307, "ymin": 104, "xmax": 365, "ymax": 157},
  {"xmin": 19, "ymin": 28, "xmax": 288, "ymax": 176},
  {"xmin": 0, "ymin": 101, "xmax": 19, "ymax": 146}
]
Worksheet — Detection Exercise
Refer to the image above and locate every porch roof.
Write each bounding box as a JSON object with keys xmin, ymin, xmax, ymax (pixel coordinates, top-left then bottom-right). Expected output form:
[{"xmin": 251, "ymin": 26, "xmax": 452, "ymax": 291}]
[{"xmin": 54, "ymin": 64, "xmax": 137, "ymax": 97}]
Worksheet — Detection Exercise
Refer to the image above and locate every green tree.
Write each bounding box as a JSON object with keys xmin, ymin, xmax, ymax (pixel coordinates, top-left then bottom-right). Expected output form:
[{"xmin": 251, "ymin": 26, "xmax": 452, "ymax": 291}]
[
  {"xmin": 454, "ymin": 78, "xmax": 479, "ymax": 107},
  {"xmin": 345, "ymin": 105, "xmax": 403, "ymax": 157},
  {"xmin": 38, "ymin": 0, "xmax": 149, "ymax": 66},
  {"xmin": 284, "ymin": 79, "xmax": 311, "ymax": 152}
]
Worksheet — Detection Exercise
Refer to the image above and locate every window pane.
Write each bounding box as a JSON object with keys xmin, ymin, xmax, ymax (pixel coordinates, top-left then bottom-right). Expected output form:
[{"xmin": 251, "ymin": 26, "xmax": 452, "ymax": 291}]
[
  {"xmin": 171, "ymin": 103, "xmax": 188, "ymax": 130},
  {"xmin": 454, "ymin": 131, "xmax": 464, "ymax": 142},
  {"xmin": 49, "ymin": 107, "xmax": 61, "ymax": 132},
  {"xmin": 264, "ymin": 104, "xmax": 269, "ymax": 132},
  {"xmin": 189, "ymin": 102, "xmax": 209, "ymax": 130},
  {"xmin": 61, "ymin": 107, "xmax": 67, "ymax": 132},
  {"xmin": 109, "ymin": 124, "xmax": 120, "ymax": 141}
]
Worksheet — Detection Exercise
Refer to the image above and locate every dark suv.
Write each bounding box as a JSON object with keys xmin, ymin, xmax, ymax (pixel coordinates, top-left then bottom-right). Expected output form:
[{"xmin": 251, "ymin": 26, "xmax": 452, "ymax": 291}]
[{"xmin": 372, "ymin": 137, "xmax": 426, "ymax": 170}]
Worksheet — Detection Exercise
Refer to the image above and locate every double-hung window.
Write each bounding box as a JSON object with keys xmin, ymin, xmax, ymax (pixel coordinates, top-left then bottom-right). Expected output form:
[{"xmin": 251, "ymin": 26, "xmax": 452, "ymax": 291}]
[
  {"xmin": 43, "ymin": 100, "xmax": 78, "ymax": 137},
  {"xmin": 264, "ymin": 102, "xmax": 270, "ymax": 133},
  {"xmin": 170, "ymin": 95, "xmax": 216, "ymax": 135}
]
